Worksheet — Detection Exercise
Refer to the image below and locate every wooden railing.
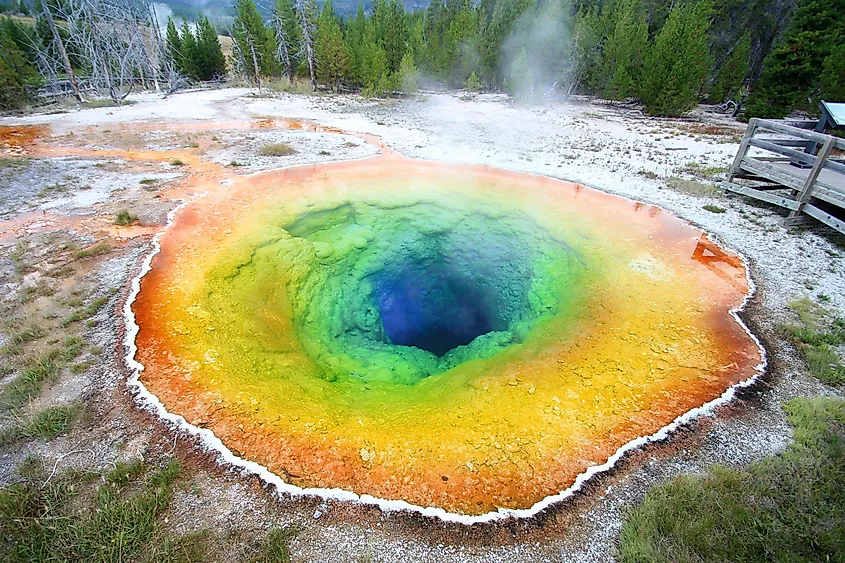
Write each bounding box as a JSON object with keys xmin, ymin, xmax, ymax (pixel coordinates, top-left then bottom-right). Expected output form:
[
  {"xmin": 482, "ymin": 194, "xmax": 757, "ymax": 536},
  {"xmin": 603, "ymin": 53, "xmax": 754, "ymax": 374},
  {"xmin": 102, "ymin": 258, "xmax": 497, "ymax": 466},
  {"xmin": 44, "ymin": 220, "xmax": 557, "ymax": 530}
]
[{"xmin": 722, "ymin": 118, "xmax": 845, "ymax": 234}]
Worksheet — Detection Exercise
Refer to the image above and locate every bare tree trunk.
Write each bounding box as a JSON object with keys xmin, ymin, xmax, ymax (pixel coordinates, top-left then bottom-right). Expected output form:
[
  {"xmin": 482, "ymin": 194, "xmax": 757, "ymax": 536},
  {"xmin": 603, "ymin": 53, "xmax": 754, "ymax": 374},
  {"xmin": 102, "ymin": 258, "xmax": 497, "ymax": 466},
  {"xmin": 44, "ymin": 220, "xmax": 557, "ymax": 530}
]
[
  {"xmin": 247, "ymin": 35, "xmax": 262, "ymax": 90},
  {"xmin": 39, "ymin": 0, "xmax": 83, "ymax": 102},
  {"xmin": 273, "ymin": 13, "xmax": 292, "ymax": 80},
  {"xmin": 297, "ymin": 3, "xmax": 316, "ymax": 90},
  {"xmin": 231, "ymin": 36, "xmax": 253, "ymax": 89}
]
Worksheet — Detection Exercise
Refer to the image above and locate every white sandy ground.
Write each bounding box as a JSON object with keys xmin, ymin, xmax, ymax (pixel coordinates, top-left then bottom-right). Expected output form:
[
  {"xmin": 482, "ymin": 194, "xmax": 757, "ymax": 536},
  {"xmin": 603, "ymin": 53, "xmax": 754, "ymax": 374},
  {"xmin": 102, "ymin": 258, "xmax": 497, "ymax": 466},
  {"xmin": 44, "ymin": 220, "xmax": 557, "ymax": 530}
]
[{"xmin": 1, "ymin": 88, "xmax": 844, "ymax": 562}]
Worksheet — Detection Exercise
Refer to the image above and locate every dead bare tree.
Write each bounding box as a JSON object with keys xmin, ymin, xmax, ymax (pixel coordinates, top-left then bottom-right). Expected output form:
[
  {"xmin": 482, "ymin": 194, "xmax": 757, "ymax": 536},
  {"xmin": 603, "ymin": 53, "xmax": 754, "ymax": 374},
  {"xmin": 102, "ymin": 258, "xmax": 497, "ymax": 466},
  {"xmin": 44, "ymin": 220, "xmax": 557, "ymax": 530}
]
[
  {"xmin": 37, "ymin": 0, "xmax": 83, "ymax": 102},
  {"xmin": 233, "ymin": 20, "xmax": 262, "ymax": 90},
  {"xmin": 272, "ymin": 9, "xmax": 292, "ymax": 80},
  {"xmin": 230, "ymin": 30, "xmax": 254, "ymax": 89},
  {"xmin": 296, "ymin": 0, "xmax": 316, "ymax": 90},
  {"xmin": 54, "ymin": 0, "xmax": 160, "ymax": 102}
]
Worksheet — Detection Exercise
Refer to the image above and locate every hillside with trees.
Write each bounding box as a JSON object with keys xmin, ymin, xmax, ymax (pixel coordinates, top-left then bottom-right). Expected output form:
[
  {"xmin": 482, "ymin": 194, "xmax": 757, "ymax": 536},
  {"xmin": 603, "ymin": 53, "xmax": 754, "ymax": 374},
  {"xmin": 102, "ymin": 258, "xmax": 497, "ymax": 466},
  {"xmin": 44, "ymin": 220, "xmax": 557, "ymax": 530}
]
[{"xmin": 0, "ymin": 0, "xmax": 843, "ymax": 116}]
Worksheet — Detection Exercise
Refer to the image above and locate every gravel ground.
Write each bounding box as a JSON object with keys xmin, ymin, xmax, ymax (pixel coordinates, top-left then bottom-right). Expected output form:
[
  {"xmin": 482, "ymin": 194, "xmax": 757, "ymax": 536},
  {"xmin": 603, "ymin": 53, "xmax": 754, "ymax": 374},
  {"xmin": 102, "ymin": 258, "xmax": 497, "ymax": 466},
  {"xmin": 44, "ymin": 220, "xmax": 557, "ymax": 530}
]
[{"xmin": 0, "ymin": 88, "xmax": 843, "ymax": 562}]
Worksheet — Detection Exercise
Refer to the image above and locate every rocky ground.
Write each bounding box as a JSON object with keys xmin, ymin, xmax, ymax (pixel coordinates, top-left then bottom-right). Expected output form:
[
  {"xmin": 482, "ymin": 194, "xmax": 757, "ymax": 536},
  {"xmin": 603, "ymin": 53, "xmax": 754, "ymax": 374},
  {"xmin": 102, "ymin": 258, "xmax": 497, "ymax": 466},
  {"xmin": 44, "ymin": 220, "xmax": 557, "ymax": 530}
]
[{"xmin": 0, "ymin": 87, "xmax": 843, "ymax": 562}]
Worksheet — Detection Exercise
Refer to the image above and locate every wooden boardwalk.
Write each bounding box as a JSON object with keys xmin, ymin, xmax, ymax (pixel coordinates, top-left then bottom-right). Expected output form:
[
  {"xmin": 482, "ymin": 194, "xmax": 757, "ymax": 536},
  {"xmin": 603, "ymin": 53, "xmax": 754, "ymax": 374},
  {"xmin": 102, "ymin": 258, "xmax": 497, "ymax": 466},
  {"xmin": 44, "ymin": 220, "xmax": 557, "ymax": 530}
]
[{"xmin": 720, "ymin": 118, "xmax": 845, "ymax": 234}]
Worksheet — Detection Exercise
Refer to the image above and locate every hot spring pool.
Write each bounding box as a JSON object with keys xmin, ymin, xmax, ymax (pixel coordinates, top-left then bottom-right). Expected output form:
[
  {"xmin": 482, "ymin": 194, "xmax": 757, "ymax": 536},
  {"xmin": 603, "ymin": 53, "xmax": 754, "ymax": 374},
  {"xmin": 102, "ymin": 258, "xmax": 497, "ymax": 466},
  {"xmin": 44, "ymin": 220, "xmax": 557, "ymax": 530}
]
[{"xmin": 128, "ymin": 156, "xmax": 762, "ymax": 519}]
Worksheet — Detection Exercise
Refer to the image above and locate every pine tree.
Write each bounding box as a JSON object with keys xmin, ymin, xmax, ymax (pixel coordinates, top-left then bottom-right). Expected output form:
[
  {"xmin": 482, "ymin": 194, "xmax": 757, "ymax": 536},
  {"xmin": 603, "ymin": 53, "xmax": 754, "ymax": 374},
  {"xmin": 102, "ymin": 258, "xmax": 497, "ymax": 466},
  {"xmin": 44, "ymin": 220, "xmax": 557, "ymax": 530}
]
[
  {"xmin": 446, "ymin": 0, "xmax": 479, "ymax": 84},
  {"xmin": 398, "ymin": 51, "xmax": 419, "ymax": 93},
  {"xmin": 233, "ymin": 0, "xmax": 275, "ymax": 83},
  {"xmin": 600, "ymin": 0, "xmax": 648, "ymax": 100},
  {"xmin": 165, "ymin": 17, "xmax": 183, "ymax": 74},
  {"xmin": 179, "ymin": 20, "xmax": 198, "ymax": 79},
  {"xmin": 639, "ymin": 0, "xmax": 713, "ymax": 116},
  {"xmin": 571, "ymin": 6, "xmax": 602, "ymax": 92},
  {"xmin": 0, "ymin": 27, "xmax": 37, "ymax": 109},
  {"xmin": 505, "ymin": 46, "xmax": 532, "ymax": 98},
  {"xmin": 345, "ymin": 3, "xmax": 369, "ymax": 85},
  {"xmin": 377, "ymin": 0, "xmax": 407, "ymax": 74},
  {"xmin": 196, "ymin": 16, "xmax": 226, "ymax": 80},
  {"xmin": 744, "ymin": 0, "xmax": 845, "ymax": 117},
  {"xmin": 315, "ymin": 0, "xmax": 350, "ymax": 89},
  {"xmin": 820, "ymin": 43, "xmax": 845, "ymax": 101},
  {"xmin": 360, "ymin": 40, "xmax": 389, "ymax": 94},
  {"xmin": 465, "ymin": 70, "xmax": 481, "ymax": 90},
  {"xmin": 709, "ymin": 31, "xmax": 750, "ymax": 103}
]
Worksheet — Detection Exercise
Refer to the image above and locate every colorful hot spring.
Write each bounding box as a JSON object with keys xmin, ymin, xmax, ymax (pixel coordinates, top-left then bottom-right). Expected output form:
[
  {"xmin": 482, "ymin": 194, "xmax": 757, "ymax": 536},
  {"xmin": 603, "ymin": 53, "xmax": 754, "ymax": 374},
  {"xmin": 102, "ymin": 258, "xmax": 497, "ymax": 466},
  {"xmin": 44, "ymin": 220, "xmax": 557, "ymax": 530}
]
[{"xmin": 132, "ymin": 157, "xmax": 761, "ymax": 517}]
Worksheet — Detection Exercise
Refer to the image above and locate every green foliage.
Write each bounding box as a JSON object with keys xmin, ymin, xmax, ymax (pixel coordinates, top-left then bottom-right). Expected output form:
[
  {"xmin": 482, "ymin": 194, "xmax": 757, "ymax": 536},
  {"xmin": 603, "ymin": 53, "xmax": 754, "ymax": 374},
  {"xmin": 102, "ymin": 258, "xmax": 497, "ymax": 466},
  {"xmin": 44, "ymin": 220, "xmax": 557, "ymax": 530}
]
[
  {"xmin": 273, "ymin": 0, "xmax": 300, "ymax": 79},
  {"xmin": 465, "ymin": 70, "xmax": 482, "ymax": 90},
  {"xmin": 0, "ymin": 404, "xmax": 80, "ymax": 446},
  {"xmin": 315, "ymin": 0, "xmax": 350, "ymax": 89},
  {"xmin": 0, "ymin": 26, "xmax": 37, "ymax": 110},
  {"xmin": 710, "ymin": 31, "xmax": 750, "ymax": 102},
  {"xmin": 195, "ymin": 16, "xmax": 227, "ymax": 80},
  {"xmin": 820, "ymin": 43, "xmax": 845, "ymax": 102},
  {"xmin": 373, "ymin": 0, "xmax": 408, "ymax": 74},
  {"xmin": 639, "ymin": 0, "xmax": 712, "ymax": 116},
  {"xmin": 702, "ymin": 204, "xmax": 727, "ymax": 213},
  {"xmin": 745, "ymin": 0, "xmax": 845, "ymax": 117},
  {"xmin": 259, "ymin": 143, "xmax": 296, "ymax": 156},
  {"xmin": 0, "ymin": 458, "xmax": 202, "ymax": 562},
  {"xmin": 233, "ymin": 0, "xmax": 277, "ymax": 80},
  {"xmin": 599, "ymin": 0, "xmax": 648, "ymax": 100},
  {"xmin": 165, "ymin": 18, "xmax": 182, "ymax": 71},
  {"xmin": 619, "ymin": 396, "xmax": 845, "ymax": 562},
  {"xmin": 114, "ymin": 209, "xmax": 138, "ymax": 226},
  {"xmin": 398, "ymin": 51, "xmax": 419, "ymax": 93},
  {"xmin": 778, "ymin": 298, "xmax": 845, "ymax": 385},
  {"xmin": 249, "ymin": 526, "xmax": 300, "ymax": 563},
  {"xmin": 179, "ymin": 20, "xmax": 198, "ymax": 79}
]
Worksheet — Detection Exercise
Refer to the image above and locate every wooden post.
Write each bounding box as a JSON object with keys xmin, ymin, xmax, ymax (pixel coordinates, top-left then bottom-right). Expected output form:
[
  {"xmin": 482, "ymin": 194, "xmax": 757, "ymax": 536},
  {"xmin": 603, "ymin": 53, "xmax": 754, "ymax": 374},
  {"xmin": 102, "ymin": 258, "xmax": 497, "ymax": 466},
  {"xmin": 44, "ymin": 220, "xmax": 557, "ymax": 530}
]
[
  {"xmin": 784, "ymin": 136, "xmax": 835, "ymax": 226},
  {"xmin": 727, "ymin": 118, "xmax": 758, "ymax": 182}
]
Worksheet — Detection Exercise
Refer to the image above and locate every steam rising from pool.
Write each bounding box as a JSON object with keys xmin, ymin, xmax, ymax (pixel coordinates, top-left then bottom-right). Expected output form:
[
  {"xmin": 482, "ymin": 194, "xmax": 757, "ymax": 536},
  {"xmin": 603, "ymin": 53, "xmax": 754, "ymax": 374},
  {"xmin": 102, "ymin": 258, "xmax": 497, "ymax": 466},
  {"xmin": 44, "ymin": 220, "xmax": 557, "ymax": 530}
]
[{"xmin": 130, "ymin": 157, "xmax": 762, "ymax": 517}]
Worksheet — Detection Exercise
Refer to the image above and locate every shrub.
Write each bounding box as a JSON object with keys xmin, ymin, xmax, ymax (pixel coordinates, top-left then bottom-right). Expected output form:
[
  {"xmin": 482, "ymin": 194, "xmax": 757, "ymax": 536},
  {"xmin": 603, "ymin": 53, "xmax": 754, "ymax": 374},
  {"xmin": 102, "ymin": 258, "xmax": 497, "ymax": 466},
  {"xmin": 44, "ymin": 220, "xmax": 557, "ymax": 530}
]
[
  {"xmin": 114, "ymin": 209, "xmax": 138, "ymax": 226},
  {"xmin": 465, "ymin": 71, "xmax": 482, "ymax": 91},
  {"xmin": 259, "ymin": 143, "xmax": 296, "ymax": 157}
]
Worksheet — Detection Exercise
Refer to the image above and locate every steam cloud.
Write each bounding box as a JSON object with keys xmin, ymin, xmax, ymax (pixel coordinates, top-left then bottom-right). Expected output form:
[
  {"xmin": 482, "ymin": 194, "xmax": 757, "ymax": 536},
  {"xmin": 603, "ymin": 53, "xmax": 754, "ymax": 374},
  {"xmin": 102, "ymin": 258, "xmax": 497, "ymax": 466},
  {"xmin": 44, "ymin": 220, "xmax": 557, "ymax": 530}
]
[{"xmin": 501, "ymin": 0, "xmax": 574, "ymax": 101}]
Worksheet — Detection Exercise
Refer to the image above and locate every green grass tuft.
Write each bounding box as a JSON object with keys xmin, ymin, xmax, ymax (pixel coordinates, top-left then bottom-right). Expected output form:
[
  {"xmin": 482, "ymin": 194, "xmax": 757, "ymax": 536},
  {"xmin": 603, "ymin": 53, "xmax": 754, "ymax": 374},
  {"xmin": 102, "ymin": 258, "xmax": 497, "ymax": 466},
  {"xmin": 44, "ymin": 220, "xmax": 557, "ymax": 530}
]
[
  {"xmin": 62, "ymin": 297, "xmax": 109, "ymax": 327},
  {"xmin": 250, "ymin": 525, "xmax": 300, "ymax": 563},
  {"xmin": 777, "ymin": 298, "xmax": 845, "ymax": 384},
  {"xmin": 1, "ymin": 337, "xmax": 89, "ymax": 412},
  {"xmin": 170, "ymin": 158, "xmax": 185, "ymax": 166},
  {"xmin": 0, "ymin": 404, "xmax": 81, "ymax": 446},
  {"xmin": 259, "ymin": 143, "xmax": 296, "ymax": 157},
  {"xmin": 0, "ymin": 457, "xmax": 203, "ymax": 562},
  {"xmin": 114, "ymin": 209, "xmax": 139, "ymax": 226},
  {"xmin": 0, "ymin": 356, "xmax": 61, "ymax": 411},
  {"xmin": 106, "ymin": 459, "xmax": 146, "ymax": 486},
  {"xmin": 619, "ymin": 396, "xmax": 845, "ymax": 562},
  {"xmin": 74, "ymin": 243, "xmax": 111, "ymax": 259},
  {"xmin": 702, "ymin": 204, "xmax": 727, "ymax": 213}
]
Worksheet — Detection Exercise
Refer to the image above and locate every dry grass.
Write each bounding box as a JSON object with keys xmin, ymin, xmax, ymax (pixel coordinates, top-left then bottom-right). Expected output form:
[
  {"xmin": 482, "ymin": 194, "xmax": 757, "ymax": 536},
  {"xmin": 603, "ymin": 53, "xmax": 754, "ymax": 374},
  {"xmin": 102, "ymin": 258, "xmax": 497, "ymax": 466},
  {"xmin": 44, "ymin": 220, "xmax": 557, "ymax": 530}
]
[
  {"xmin": 666, "ymin": 177, "xmax": 722, "ymax": 197},
  {"xmin": 259, "ymin": 143, "xmax": 297, "ymax": 157}
]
